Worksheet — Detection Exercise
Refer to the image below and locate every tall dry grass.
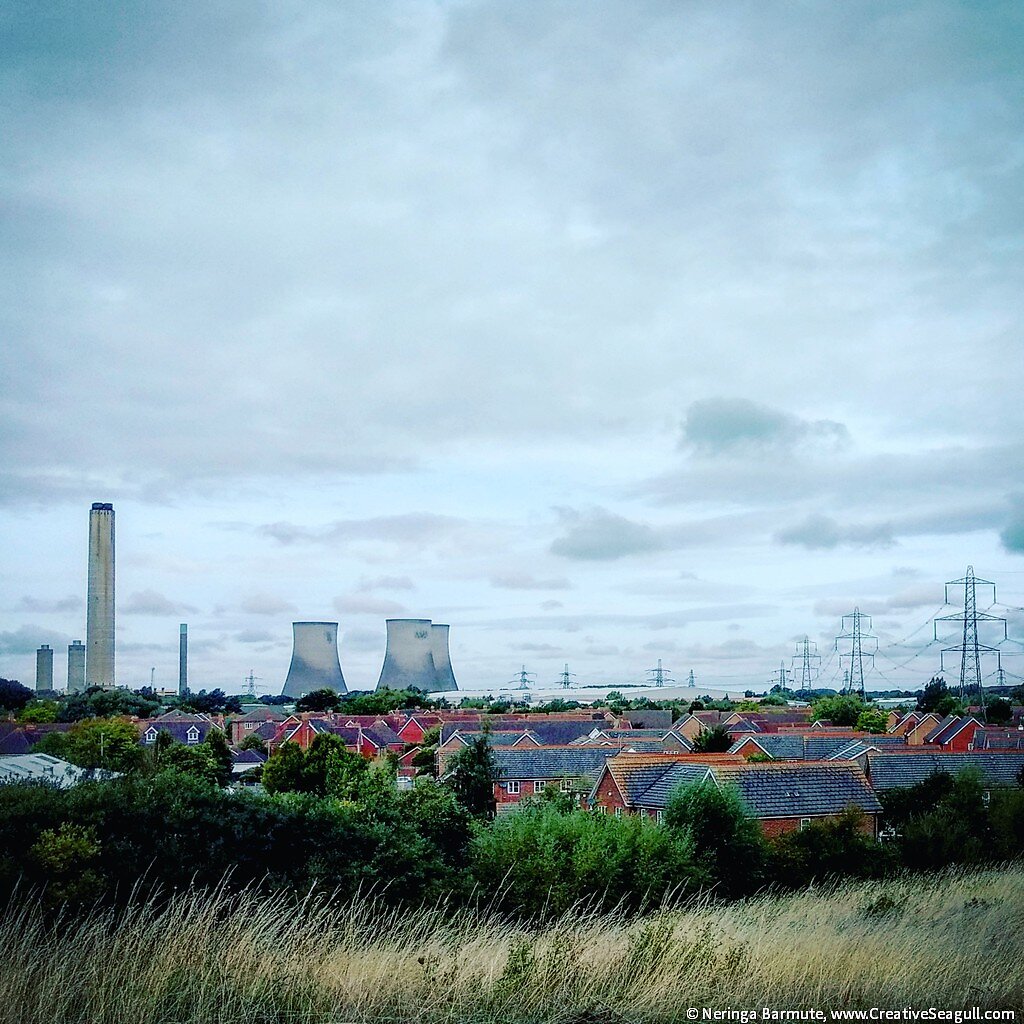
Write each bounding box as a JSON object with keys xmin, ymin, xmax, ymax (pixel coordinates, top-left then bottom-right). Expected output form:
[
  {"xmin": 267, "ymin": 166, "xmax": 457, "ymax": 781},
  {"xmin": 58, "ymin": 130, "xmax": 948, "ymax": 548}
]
[{"xmin": 2, "ymin": 867, "xmax": 1022, "ymax": 1023}]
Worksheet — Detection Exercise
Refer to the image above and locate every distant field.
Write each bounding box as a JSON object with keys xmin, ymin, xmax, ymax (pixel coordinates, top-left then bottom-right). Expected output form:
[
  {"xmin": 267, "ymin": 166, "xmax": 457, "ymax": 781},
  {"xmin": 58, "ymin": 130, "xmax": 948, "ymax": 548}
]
[{"xmin": 3, "ymin": 867, "xmax": 1023, "ymax": 1023}]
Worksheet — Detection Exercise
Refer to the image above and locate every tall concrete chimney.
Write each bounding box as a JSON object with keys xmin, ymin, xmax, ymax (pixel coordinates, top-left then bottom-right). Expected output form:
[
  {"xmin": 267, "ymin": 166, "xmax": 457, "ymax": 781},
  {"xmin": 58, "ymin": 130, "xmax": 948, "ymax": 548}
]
[
  {"xmin": 281, "ymin": 622, "xmax": 347, "ymax": 699},
  {"xmin": 67, "ymin": 640, "xmax": 86, "ymax": 693},
  {"xmin": 375, "ymin": 618, "xmax": 438, "ymax": 693},
  {"xmin": 430, "ymin": 623, "xmax": 459, "ymax": 692},
  {"xmin": 178, "ymin": 623, "xmax": 188, "ymax": 695},
  {"xmin": 86, "ymin": 502, "xmax": 115, "ymax": 689},
  {"xmin": 36, "ymin": 644, "xmax": 53, "ymax": 692}
]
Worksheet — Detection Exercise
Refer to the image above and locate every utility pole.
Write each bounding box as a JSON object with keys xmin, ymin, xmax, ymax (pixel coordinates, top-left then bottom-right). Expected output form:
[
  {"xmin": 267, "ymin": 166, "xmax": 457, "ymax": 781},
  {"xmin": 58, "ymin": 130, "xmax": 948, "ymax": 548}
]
[
  {"xmin": 934, "ymin": 566, "xmax": 1006, "ymax": 703},
  {"xmin": 645, "ymin": 659, "xmax": 674, "ymax": 688},
  {"xmin": 835, "ymin": 608, "xmax": 877, "ymax": 697},
  {"xmin": 792, "ymin": 636, "xmax": 821, "ymax": 690}
]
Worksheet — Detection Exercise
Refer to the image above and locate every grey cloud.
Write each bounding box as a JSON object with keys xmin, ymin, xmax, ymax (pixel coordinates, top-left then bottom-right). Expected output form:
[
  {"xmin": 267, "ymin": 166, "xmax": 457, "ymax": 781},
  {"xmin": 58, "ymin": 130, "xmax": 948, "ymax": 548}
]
[
  {"xmin": 681, "ymin": 399, "xmax": 848, "ymax": 456},
  {"xmin": 515, "ymin": 642, "xmax": 563, "ymax": 654},
  {"xmin": 122, "ymin": 589, "xmax": 199, "ymax": 616},
  {"xmin": 540, "ymin": 600, "xmax": 563, "ymax": 611},
  {"xmin": 236, "ymin": 629, "xmax": 275, "ymax": 644},
  {"xmin": 490, "ymin": 572, "xmax": 571, "ymax": 590},
  {"xmin": 775, "ymin": 515, "xmax": 895, "ymax": 550},
  {"xmin": 259, "ymin": 514, "xmax": 470, "ymax": 548},
  {"xmin": 343, "ymin": 628, "xmax": 383, "ymax": 652},
  {"xmin": 333, "ymin": 595, "xmax": 408, "ymax": 617},
  {"xmin": 0, "ymin": 625, "xmax": 72, "ymax": 656},
  {"xmin": 355, "ymin": 575, "xmax": 416, "ymax": 592},
  {"xmin": 16, "ymin": 595, "xmax": 82, "ymax": 613},
  {"xmin": 239, "ymin": 594, "xmax": 297, "ymax": 616},
  {"xmin": 1001, "ymin": 497, "xmax": 1024, "ymax": 553},
  {"xmin": 550, "ymin": 507, "xmax": 663, "ymax": 561}
]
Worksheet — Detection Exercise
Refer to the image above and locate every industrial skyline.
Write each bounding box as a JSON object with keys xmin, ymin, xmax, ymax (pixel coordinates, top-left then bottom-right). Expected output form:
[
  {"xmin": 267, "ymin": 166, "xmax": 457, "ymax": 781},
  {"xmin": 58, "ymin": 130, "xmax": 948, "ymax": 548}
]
[{"xmin": 1, "ymin": 4, "xmax": 1022, "ymax": 691}]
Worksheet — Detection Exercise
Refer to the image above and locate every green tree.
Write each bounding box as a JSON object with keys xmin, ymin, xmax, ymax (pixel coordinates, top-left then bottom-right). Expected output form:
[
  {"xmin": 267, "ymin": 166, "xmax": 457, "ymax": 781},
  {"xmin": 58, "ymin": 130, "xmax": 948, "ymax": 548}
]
[
  {"xmin": 202, "ymin": 727, "xmax": 234, "ymax": 786},
  {"xmin": 238, "ymin": 732, "xmax": 267, "ymax": 753},
  {"xmin": 692, "ymin": 724, "xmax": 733, "ymax": 753},
  {"xmin": 158, "ymin": 744, "xmax": 222, "ymax": 785},
  {"xmin": 985, "ymin": 697, "xmax": 1013, "ymax": 725},
  {"xmin": 0, "ymin": 678, "xmax": 34, "ymax": 712},
  {"xmin": 28, "ymin": 822, "xmax": 104, "ymax": 907},
  {"xmin": 855, "ymin": 707, "xmax": 889, "ymax": 734},
  {"xmin": 17, "ymin": 700, "xmax": 59, "ymax": 723},
  {"xmin": 665, "ymin": 779, "xmax": 767, "ymax": 897},
  {"xmin": 39, "ymin": 718, "xmax": 144, "ymax": 774},
  {"xmin": 812, "ymin": 695, "xmax": 868, "ymax": 727},
  {"xmin": 261, "ymin": 742, "xmax": 306, "ymax": 794},
  {"xmin": 295, "ymin": 688, "xmax": 343, "ymax": 713},
  {"xmin": 769, "ymin": 808, "xmax": 891, "ymax": 884},
  {"xmin": 443, "ymin": 735, "xmax": 499, "ymax": 818}
]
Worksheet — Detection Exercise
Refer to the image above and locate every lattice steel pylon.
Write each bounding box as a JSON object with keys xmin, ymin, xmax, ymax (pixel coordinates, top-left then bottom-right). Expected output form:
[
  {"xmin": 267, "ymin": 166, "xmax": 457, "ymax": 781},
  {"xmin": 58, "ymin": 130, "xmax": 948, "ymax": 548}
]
[
  {"xmin": 770, "ymin": 661, "xmax": 794, "ymax": 690},
  {"xmin": 934, "ymin": 565, "xmax": 1006, "ymax": 702},
  {"xmin": 510, "ymin": 665, "xmax": 536, "ymax": 690},
  {"xmin": 645, "ymin": 659, "xmax": 674, "ymax": 688},
  {"xmin": 792, "ymin": 636, "xmax": 821, "ymax": 689},
  {"xmin": 835, "ymin": 608, "xmax": 877, "ymax": 697},
  {"xmin": 557, "ymin": 663, "xmax": 576, "ymax": 690},
  {"xmin": 687, "ymin": 669, "xmax": 696, "ymax": 688}
]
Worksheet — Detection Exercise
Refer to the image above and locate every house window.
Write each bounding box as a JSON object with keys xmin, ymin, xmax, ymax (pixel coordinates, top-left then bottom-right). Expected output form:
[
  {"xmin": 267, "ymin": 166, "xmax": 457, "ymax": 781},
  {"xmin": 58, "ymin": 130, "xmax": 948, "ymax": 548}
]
[
  {"xmin": 560, "ymin": 779, "xmax": 573, "ymax": 792},
  {"xmin": 507, "ymin": 780, "xmax": 520, "ymax": 794},
  {"xmin": 186, "ymin": 727, "xmax": 200, "ymax": 745},
  {"xmin": 144, "ymin": 729, "xmax": 157, "ymax": 744},
  {"xmin": 982, "ymin": 791, "xmax": 991, "ymax": 806},
  {"xmin": 656, "ymin": 810, "xmax": 664, "ymax": 824},
  {"xmin": 614, "ymin": 807, "xmax": 623, "ymax": 818},
  {"xmin": 534, "ymin": 780, "xmax": 546, "ymax": 793},
  {"xmin": 800, "ymin": 818, "xmax": 811, "ymax": 830}
]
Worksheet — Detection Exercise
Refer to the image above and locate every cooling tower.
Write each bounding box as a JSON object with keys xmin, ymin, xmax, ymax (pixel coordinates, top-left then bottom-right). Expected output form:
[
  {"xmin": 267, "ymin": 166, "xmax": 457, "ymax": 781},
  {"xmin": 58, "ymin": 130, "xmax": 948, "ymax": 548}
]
[
  {"xmin": 67, "ymin": 640, "xmax": 86, "ymax": 693},
  {"xmin": 86, "ymin": 502, "xmax": 115, "ymax": 688},
  {"xmin": 281, "ymin": 621, "xmax": 347, "ymax": 699},
  {"xmin": 36, "ymin": 645, "xmax": 53, "ymax": 692},
  {"xmin": 430, "ymin": 623, "xmax": 459, "ymax": 692},
  {"xmin": 375, "ymin": 618, "xmax": 438, "ymax": 692}
]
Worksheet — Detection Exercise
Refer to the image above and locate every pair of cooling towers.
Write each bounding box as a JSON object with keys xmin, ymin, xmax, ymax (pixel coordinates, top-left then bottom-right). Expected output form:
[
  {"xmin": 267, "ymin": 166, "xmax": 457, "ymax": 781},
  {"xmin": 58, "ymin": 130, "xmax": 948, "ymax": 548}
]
[{"xmin": 281, "ymin": 618, "xmax": 458, "ymax": 699}]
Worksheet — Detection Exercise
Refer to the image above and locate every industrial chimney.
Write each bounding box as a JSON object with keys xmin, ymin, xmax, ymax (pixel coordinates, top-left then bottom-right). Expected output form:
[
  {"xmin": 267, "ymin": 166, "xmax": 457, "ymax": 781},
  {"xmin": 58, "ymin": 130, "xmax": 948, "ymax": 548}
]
[
  {"xmin": 178, "ymin": 624, "xmax": 188, "ymax": 695},
  {"xmin": 430, "ymin": 623, "xmax": 459, "ymax": 692},
  {"xmin": 86, "ymin": 502, "xmax": 115, "ymax": 688},
  {"xmin": 281, "ymin": 622, "xmax": 348, "ymax": 699},
  {"xmin": 375, "ymin": 618, "xmax": 438, "ymax": 692},
  {"xmin": 67, "ymin": 640, "xmax": 86, "ymax": 693},
  {"xmin": 36, "ymin": 644, "xmax": 53, "ymax": 692}
]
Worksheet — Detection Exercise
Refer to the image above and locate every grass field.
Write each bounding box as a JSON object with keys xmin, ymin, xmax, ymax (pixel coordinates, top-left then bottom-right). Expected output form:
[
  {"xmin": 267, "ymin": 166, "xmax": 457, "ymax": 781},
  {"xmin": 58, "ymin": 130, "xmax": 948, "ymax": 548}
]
[{"xmin": 3, "ymin": 867, "xmax": 1022, "ymax": 1023}]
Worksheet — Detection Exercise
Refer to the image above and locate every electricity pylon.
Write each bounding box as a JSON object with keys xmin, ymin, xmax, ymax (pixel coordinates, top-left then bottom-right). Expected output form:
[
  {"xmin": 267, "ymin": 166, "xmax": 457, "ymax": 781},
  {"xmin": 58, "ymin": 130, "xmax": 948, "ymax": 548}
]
[
  {"xmin": 935, "ymin": 566, "xmax": 1006, "ymax": 702},
  {"xmin": 557, "ymin": 663, "xmax": 576, "ymax": 690},
  {"xmin": 835, "ymin": 608, "xmax": 877, "ymax": 697},
  {"xmin": 646, "ymin": 659, "xmax": 674, "ymax": 688},
  {"xmin": 792, "ymin": 636, "xmax": 821, "ymax": 689}
]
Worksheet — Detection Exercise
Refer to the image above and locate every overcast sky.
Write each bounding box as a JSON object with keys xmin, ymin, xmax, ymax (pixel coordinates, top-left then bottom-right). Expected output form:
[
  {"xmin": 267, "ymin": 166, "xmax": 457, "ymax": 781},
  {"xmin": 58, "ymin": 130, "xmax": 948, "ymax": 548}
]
[{"xmin": 2, "ymin": 1, "xmax": 1023, "ymax": 695}]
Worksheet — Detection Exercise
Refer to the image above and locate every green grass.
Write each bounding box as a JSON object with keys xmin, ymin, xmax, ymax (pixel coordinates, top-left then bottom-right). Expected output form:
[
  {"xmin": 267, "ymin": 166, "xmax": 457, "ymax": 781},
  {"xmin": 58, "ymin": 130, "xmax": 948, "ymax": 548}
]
[{"xmin": 2, "ymin": 866, "xmax": 1023, "ymax": 1023}]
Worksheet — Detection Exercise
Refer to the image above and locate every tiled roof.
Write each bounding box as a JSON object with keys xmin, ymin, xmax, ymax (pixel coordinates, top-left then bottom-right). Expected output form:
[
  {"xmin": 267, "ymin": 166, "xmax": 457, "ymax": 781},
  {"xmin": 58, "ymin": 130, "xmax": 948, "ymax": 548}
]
[
  {"xmin": 236, "ymin": 707, "xmax": 286, "ymax": 723},
  {"xmin": 731, "ymin": 732, "xmax": 906, "ymax": 761},
  {"xmin": 928, "ymin": 716, "xmax": 981, "ymax": 746},
  {"xmin": 923, "ymin": 715, "xmax": 957, "ymax": 744},
  {"xmin": 0, "ymin": 730, "xmax": 32, "ymax": 756},
  {"xmin": 866, "ymin": 751, "xmax": 1024, "ymax": 790},
  {"xmin": 142, "ymin": 721, "xmax": 214, "ymax": 744},
  {"xmin": 709, "ymin": 763, "xmax": 882, "ymax": 818},
  {"xmin": 0, "ymin": 753, "xmax": 117, "ymax": 787},
  {"xmin": 618, "ymin": 710, "xmax": 674, "ymax": 730},
  {"xmin": 632, "ymin": 763, "xmax": 715, "ymax": 807},
  {"xmin": 231, "ymin": 749, "xmax": 267, "ymax": 764},
  {"xmin": 492, "ymin": 747, "xmax": 617, "ymax": 782},
  {"xmin": 973, "ymin": 729, "xmax": 1024, "ymax": 750}
]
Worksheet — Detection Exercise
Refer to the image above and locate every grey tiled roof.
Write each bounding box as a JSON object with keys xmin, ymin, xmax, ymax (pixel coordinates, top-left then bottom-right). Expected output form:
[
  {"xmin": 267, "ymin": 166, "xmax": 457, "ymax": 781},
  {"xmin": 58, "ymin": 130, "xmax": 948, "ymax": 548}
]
[
  {"xmin": 731, "ymin": 733, "xmax": 906, "ymax": 760},
  {"xmin": 632, "ymin": 764, "xmax": 714, "ymax": 808},
  {"xmin": 493, "ymin": 747, "xmax": 616, "ymax": 782},
  {"xmin": 866, "ymin": 751, "xmax": 1024, "ymax": 790},
  {"xmin": 718, "ymin": 764, "xmax": 882, "ymax": 818}
]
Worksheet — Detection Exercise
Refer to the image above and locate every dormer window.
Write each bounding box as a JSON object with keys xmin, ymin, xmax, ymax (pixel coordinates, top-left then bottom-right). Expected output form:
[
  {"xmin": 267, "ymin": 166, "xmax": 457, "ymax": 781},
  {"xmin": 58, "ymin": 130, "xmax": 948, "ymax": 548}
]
[
  {"xmin": 143, "ymin": 728, "xmax": 158, "ymax": 744},
  {"xmin": 186, "ymin": 726, "xmax": 201, "ymax": 745}
]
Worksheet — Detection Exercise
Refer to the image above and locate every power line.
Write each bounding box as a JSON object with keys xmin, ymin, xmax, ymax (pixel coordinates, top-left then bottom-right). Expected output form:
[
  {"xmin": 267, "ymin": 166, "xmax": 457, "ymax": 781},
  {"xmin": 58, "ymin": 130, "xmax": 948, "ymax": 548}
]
[{"xmin": 835, "ymin": 608, "xmax": 877, "ymax": 697}]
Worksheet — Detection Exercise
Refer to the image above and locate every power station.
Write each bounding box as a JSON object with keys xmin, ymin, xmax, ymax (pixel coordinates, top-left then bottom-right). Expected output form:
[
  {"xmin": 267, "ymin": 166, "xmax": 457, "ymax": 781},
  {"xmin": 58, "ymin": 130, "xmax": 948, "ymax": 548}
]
[
  {"xmin": 376, "ymin": 618, "xmax": 459, "ymax": 693},
  {"xmin": 281, "ymin": 621, "xmax": 348, "ymax": 698},
  {"xmin": 86, "ymin": 502, "xmax": 115, "ymax": 688}
]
